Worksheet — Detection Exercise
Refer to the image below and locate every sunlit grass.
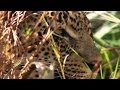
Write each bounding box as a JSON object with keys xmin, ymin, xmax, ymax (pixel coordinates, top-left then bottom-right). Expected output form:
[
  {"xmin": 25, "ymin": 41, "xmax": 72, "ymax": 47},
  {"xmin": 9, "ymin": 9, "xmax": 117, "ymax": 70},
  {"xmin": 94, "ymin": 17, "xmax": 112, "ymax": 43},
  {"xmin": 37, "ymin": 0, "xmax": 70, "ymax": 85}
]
[
  {"xmin": 88, "ymin": 11, "xmax": 120, "ymax": 79},
  {"xmin": 110, "ymin": 57, "xmax": 119, "ymax": 79}
]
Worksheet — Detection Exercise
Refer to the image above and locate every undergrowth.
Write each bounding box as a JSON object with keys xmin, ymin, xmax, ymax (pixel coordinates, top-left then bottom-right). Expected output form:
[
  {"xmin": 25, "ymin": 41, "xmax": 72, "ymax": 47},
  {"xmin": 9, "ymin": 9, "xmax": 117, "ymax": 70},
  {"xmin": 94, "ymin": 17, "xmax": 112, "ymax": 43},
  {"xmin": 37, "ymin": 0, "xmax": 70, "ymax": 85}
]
[{"xmin": 87, "ymin": 11, "xmax": 120, "ymax": 79}]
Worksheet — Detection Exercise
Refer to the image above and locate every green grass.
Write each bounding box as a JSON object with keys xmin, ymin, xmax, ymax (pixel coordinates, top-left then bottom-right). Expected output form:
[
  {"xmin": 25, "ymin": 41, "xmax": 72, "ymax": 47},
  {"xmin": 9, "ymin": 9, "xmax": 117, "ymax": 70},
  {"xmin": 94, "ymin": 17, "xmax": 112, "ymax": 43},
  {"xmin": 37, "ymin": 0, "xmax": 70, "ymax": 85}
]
[{"xmin": 87, "ymin": 11, "xmax": 120, "ymax": 79}]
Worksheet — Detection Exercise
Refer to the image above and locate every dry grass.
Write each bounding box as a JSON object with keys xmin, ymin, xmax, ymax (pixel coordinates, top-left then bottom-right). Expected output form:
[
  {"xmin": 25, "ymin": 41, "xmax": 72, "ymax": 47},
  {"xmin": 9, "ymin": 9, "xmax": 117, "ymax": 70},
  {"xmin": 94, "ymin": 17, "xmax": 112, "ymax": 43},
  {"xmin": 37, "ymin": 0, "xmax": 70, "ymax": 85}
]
[{"xmin": 0, "ymin": 11, "xmax": 63, "ymax": 79}]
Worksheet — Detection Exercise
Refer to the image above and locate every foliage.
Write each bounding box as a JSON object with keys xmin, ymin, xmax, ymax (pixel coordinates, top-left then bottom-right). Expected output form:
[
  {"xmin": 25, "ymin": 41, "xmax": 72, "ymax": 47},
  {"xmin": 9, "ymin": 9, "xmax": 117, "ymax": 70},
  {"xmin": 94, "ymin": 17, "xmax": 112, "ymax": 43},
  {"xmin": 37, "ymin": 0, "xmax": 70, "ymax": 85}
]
[{"xmin": 87, "ymin": 11, "xmax": 120, "ymax": 79}]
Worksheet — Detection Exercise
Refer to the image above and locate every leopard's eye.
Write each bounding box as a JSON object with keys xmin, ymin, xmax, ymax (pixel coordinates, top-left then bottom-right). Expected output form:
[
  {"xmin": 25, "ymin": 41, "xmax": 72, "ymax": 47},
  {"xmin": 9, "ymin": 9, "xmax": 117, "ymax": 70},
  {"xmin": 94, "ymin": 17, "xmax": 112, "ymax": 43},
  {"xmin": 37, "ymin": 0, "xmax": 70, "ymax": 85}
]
[{"xmin": 54, "ymin": 29, "xmax": 62, "ymax": 35}]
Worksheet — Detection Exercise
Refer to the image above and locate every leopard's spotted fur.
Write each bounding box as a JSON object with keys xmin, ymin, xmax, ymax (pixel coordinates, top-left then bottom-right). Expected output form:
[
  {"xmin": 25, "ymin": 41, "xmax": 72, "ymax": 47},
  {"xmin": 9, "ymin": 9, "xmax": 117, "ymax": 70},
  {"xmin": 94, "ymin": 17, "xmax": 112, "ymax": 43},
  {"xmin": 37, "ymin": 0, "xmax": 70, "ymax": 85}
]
[{"xmin": 0, "ymin": 11, "xmax": 101, "ymax": 79}]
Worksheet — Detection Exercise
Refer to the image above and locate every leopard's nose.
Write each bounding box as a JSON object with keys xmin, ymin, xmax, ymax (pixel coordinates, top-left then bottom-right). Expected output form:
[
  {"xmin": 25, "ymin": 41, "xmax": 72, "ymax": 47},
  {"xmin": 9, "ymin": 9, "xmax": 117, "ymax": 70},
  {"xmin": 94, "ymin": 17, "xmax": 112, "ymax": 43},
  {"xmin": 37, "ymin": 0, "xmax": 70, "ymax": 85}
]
[
  {"xmin": 93, "ymin": 55, "xmax": 102, "ymax": 64},
  {"xmin": 91, "ymin": 55, "xmax": 102, "ymax": 72}
]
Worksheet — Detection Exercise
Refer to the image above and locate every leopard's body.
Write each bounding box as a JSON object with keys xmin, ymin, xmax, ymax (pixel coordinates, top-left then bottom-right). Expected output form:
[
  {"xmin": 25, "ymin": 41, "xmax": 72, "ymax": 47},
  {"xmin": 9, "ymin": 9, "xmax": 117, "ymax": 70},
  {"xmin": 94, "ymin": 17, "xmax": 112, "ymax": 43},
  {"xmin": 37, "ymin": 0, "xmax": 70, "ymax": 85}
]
[{"xmin": 0, "ymin": 11, "xmax": 101, "ymax": 79}]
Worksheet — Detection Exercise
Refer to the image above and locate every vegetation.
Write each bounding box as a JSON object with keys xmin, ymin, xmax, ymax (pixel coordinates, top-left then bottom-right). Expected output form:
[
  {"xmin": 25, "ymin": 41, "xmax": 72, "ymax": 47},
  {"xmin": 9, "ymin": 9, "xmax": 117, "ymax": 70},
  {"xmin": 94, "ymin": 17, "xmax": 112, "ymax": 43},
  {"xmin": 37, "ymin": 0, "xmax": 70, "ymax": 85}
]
[{"xmin": 87, "ymin": 11, "xmax": 120, "ymax": 79}]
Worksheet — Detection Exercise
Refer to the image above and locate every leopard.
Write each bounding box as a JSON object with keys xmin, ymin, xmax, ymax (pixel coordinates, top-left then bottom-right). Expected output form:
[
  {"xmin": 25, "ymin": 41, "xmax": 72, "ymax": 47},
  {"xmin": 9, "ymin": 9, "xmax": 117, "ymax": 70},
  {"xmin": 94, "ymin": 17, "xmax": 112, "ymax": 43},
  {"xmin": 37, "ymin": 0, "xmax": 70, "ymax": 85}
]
[{"xmin": 0, "ymin": 11, "xmax": 102, "ymax": 79}]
